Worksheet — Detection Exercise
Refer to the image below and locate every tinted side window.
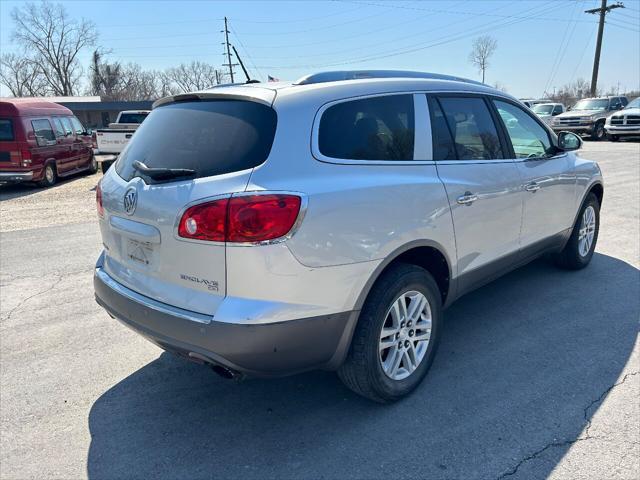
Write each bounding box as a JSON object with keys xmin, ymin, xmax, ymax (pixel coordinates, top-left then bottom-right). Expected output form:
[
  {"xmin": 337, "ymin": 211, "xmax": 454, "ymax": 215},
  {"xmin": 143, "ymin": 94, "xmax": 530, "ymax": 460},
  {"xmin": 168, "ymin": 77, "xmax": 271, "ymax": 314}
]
[
  {"xmin": 437, "ymin": 97, "xmax": 504, "ymax": 160},
  {"xmin": 610, "ymin": 98, "xmax": 621, "ymax": 110},
  {"xmin": 427, "ymin": 97, "xmax": 456, "ymax": 160},
  {"xmin": 51, "ymin": 117, "xmax": 65, "ymax": 137},
  {"xmin": 0, "ymin": 119, "xmax": 14, "ymax": 141},
  {"xmin": 319, "ymin": 94, "xmax": 415, "ymax": 161},
  {"xmin": 553, "ymin": 105, "xmax": 562, "ymax": 115},
  {"xmin": 70, "ymin": 116, "xmax": 84, "ymax": 134},
  {"xmin": 493, "ymin": 100, "xmax": 552, "ymax": 159},
  {"xmin": 31, "ymin": 119, "xmax": 55, "ymax": 142},
  {"xmin": 60, "ymin": 117, "xmax": 74, "ymax": 135}
]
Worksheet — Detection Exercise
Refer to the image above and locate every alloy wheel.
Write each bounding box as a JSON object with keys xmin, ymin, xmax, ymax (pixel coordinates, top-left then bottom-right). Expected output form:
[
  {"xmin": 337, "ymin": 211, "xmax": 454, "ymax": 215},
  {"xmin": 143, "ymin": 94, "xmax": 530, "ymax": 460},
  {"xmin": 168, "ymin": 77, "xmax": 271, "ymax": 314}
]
[
  {"xmin": 578, "ymin": 205, "xmax": 596, "ymax": 257},
  {"xmin": 379, "ymin": 290, "xmax": 432, "ymax": 380}
]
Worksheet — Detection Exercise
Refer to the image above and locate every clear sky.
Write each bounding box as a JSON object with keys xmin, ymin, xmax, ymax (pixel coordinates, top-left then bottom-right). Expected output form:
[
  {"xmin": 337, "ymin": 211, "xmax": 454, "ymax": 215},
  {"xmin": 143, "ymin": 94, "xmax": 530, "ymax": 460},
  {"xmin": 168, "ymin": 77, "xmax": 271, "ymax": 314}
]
[{"xmin": 1, "ymin": 0, "xmax": 639, "ymax": 98}]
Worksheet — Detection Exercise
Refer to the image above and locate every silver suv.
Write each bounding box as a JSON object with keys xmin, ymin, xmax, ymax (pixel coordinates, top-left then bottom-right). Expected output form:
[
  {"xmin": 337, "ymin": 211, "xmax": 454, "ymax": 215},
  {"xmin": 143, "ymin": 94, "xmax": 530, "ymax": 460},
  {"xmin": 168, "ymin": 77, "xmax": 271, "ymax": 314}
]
[{"xmin": 94, "ymin": 71, "xmax": 603, "ymax": 402}]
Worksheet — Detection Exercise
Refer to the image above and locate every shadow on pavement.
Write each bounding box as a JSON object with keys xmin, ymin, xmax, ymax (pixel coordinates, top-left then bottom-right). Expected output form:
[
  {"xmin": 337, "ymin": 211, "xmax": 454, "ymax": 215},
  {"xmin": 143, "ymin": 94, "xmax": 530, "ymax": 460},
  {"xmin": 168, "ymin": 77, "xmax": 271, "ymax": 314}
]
[
  {"xmin": 0, "ymin": 172, "xmax": 98, "ymax": 202},
  {"xmin": 87, "ymin": 253, "xmax": 639, "ymax": 479}
]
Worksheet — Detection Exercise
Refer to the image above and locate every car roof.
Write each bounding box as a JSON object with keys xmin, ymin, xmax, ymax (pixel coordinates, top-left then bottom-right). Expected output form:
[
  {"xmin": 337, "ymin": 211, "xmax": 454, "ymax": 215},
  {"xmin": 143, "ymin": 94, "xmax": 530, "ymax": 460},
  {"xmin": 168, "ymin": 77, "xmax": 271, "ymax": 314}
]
[
  {"xmin": 153, "ymin": 70, "xmax": 518, "ymax": 109},
  {"xmin": 119, "ymin": 110, "xmax": 151, "ymax": 114},
  {"xmin": 0, "ymin": 98, "xmax": 72, "ymax": 117}
]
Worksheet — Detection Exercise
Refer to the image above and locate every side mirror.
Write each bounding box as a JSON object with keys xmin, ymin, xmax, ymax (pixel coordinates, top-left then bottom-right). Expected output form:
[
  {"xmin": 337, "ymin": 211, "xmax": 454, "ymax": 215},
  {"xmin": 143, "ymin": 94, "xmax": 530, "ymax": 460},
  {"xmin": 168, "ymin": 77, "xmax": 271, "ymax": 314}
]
[{"xmin": 557, "ymin": 131, "xmax": 582, "ymax": 151}]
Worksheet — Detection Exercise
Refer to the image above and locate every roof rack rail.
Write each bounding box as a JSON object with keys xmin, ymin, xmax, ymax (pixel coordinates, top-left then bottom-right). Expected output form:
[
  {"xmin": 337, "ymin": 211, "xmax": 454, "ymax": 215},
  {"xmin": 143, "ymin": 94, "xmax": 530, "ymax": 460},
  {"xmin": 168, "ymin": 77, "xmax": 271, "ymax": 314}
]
[{"xmin": 294, "ymin": 70, "xmax": 485, "ymax": 86}]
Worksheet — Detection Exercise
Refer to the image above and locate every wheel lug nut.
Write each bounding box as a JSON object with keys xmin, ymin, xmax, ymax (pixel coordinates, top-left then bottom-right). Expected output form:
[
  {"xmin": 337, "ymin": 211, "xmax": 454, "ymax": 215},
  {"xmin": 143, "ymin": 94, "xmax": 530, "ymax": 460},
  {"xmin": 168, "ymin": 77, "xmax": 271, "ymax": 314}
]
[
  {"xmin": 409, "ymin": 330, "xmax": 414, "ymax": 337},
  {"xmin": 401, "ymin": 321, "xmax": 405, "ymax": 328},
  {"xmin": 395, "ymin": 332, "xmax": 400, "ymax": 339},
  {"xmin": 398, "ymin": 341, "xmax": 403, "ymax": 349},
  {"xmin": 407, "ymin": 321, "xmax": 412, "ymax": 327}
]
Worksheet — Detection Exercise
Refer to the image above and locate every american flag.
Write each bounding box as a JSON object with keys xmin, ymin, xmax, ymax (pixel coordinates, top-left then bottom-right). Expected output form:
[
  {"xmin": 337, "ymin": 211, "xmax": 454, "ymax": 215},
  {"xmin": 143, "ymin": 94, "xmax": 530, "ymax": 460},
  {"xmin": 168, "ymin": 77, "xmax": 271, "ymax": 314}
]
[{"xmin": 268, "ymin": 75, "xmax": 280, "ymax": 82}]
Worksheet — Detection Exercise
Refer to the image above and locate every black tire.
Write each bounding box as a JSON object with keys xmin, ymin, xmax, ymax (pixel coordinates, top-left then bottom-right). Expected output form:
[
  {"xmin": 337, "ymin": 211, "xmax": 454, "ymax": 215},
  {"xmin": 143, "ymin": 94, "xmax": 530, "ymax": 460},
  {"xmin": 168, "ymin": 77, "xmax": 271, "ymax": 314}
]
[
  {"xmin": 591, "ymin": 121, "xmax": 605, "ymax": 141},
  {"xmin": 607, "ymin": 134, "xmax": 619, "ymax": 142},
  {"xmin": 554, "ymin": 193, "xmax": 600, "ymax": 270},
  {"xmin": 88, "ymin": 153, "xmax": 99, "ymax": 174},
  {"xmin": 37, "ymin": 163, "xmax": 57, "ymax": 187},
  {"xmin": 338, "ymin": 264, "xmax": 442, "ymax": 403}
]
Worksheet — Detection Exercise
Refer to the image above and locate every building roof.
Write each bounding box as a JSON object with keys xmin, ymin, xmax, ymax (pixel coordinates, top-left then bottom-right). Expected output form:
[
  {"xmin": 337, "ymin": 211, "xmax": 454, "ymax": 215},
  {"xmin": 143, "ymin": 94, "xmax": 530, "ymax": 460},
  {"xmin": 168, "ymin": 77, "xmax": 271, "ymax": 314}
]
[{"xmin": 58, "ymin": 100, "xmax": 154, "ymax": 112}]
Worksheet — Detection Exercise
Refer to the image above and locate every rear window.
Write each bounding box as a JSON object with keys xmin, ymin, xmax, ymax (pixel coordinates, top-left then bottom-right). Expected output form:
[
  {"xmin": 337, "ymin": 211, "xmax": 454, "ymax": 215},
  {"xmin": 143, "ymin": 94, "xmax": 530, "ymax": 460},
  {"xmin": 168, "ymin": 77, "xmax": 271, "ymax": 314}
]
[
  {"xmin": 0, "ymin": 119, "xmax": 14, "ymax": 141},
  {"xmin": 116, "ymin": 100, "xmax": 277, "ymax": 184},
  {"xmin": 319, "ymin": 94, "xmax": 415, "ymax": 161},
  {"xmin": 117, "ymin": 112, "xmax": 149, "ymax": 124}
]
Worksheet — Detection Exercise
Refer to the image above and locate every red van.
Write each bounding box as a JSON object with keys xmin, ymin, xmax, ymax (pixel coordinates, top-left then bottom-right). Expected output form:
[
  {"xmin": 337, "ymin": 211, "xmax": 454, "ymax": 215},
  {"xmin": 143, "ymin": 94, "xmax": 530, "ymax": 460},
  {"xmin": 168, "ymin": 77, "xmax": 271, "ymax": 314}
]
[{"xmin": 0, "ymin": 99, "xmax": 97, "ymax": 187}]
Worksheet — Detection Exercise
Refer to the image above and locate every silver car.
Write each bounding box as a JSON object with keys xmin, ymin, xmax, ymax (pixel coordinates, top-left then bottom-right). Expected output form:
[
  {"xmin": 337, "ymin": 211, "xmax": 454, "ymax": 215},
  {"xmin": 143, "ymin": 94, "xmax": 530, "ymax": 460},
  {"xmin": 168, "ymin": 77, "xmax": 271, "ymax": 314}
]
[{"xmin": 94, "ymin": 71, "xmax": 603, "ymax": 402}]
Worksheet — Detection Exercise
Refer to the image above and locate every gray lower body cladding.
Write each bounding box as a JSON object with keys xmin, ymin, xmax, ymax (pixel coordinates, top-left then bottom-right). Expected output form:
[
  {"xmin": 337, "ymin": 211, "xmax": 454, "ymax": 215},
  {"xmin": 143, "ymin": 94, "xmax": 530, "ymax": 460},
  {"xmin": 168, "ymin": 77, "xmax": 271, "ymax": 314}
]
[{"xmin": 94, "ymin": 270, "xmax": 355, "ymax": 377}]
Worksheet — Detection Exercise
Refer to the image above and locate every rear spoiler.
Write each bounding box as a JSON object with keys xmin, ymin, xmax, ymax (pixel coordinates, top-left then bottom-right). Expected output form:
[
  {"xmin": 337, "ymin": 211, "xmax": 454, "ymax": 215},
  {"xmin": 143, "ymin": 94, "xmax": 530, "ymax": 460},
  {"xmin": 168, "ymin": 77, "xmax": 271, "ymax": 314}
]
[{"xmin": 153, "ymin": 86, "xmax": 277, "ymax": 109}]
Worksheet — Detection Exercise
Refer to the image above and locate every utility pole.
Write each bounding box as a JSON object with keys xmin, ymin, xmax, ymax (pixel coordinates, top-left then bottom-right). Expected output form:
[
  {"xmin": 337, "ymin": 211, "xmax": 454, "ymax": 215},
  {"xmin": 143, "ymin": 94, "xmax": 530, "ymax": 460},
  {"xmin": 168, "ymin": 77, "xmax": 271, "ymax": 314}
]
[
  {"xmin": 585, "ymin": 1, "xmax": 624, "ymax": 96},
  {"xmin": 222, "ymin": 17, "xmax": 237, "ymax": 83},
  {"xmin": 232, "ymin": 45, "xmax": 251, "ymax": 82}
]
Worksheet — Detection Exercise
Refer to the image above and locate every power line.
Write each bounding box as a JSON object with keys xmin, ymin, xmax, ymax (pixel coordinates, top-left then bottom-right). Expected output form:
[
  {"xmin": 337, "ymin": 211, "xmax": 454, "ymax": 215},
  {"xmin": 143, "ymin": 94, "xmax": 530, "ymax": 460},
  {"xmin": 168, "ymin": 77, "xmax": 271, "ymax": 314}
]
[
  {"xmin": 249, "ymin": 1, "xmax": 567, "ymax": 70},
  {"xmin": 230, "ymin": 26, "xmax": 265, "ymax": 82}
]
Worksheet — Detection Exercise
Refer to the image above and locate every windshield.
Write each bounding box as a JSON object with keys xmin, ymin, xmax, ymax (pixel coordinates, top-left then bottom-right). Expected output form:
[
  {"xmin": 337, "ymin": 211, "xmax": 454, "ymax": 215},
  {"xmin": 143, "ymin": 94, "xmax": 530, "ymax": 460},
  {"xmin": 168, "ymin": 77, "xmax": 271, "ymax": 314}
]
[
  {"xmin": 625, "ymin": 98, "xmax": 640, "ymax": 109},
  {"xmin": 115, "ymin": 100, "xmax": 277, "ymax": 184},
  {"xmin": 572, "ymin": 99, "xmax": 609, "ymax": 111},
  {"xmin": 532, "ymin": 104, "xmax": 554, "ymax": 114},
  {"xmin": 118, "ymin": 112, "xmax": 149, "ymax": 124}
]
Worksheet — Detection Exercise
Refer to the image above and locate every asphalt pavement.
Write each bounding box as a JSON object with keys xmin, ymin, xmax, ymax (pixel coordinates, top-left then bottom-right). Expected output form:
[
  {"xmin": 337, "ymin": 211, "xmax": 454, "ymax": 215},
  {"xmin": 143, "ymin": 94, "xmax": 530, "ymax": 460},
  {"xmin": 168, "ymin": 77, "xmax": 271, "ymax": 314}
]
[{"xmin": 1, "ymin": 141, "xmax": 638, "ymax": 480}]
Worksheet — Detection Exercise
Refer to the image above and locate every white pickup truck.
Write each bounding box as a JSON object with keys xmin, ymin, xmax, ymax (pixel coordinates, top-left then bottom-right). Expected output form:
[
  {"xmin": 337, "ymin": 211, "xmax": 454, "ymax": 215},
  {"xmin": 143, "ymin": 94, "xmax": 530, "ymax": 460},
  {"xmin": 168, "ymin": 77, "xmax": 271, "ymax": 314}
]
[{"xmin": 95, "ymin": 110, "xmax": 150, "ymax": 172}]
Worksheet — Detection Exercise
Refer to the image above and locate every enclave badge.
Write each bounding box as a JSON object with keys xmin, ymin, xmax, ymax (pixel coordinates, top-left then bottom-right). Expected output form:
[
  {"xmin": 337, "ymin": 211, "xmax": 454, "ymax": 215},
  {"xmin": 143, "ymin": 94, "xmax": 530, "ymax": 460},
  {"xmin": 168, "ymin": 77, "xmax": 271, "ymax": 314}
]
[{"xmin": 123, "ymin": 187, "xmax": 137, "ymax": 215}]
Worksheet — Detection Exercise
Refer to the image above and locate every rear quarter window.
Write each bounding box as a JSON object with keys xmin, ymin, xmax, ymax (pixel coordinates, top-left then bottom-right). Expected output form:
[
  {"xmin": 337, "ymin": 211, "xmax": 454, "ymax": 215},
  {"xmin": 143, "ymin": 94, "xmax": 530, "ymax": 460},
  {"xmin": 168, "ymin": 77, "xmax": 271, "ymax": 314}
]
[
  {"xmin": 116, "ymin": 100, "xmax": 277, "ymax": 184},
  {"xmin": 0, "ymin": 119, "xmax": 14, "ymax": 141},
  {"xmin": 318, "ymin": 94, "xmax": 415, "ymax": 161}
]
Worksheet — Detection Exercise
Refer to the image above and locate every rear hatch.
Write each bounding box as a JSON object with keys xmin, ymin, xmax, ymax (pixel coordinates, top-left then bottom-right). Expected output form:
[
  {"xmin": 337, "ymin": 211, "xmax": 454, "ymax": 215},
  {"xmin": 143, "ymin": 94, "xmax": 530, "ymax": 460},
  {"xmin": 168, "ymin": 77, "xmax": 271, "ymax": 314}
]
[{"xmin": 99, "ymin": 94, "xmax": 277, "ymax": 316}]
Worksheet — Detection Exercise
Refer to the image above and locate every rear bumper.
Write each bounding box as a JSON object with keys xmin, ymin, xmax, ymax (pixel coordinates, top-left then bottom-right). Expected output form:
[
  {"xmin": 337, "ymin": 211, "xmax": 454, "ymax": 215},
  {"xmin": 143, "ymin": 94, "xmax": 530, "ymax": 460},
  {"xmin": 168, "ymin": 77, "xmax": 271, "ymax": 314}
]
[
  {"xmin": 0, "ymin": 171, "xmax": 34, "ymax": 182},
  {"xmin": 94, "ymin": 262, "xmax": 356, "ymax": 377}
]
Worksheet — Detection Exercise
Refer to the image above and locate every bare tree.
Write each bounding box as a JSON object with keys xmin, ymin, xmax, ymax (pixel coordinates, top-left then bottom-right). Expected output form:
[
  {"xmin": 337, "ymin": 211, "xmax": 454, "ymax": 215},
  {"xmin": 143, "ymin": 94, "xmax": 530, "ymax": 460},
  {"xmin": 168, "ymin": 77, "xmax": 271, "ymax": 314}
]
[
  {"xmin": 165, "ymin": 61, "xmax": 226, "ymax": 93},
  {"xmin": 491, "ymin": 81, "xmax": 508, "ymax": 93},
  {"xmin": 0, "ymin": 53, "xmax": 48, "ymax": 96},
  {"xmin": 11, "ymin": 1, "xmax": 97, "ymax": 96},
  {"xmin": 468, "ymin": 35, "xmax": 497, "ymax": 83},
  {"xmin": 89, "ymin": 50, "xmax": 123, "ymax": 100}
]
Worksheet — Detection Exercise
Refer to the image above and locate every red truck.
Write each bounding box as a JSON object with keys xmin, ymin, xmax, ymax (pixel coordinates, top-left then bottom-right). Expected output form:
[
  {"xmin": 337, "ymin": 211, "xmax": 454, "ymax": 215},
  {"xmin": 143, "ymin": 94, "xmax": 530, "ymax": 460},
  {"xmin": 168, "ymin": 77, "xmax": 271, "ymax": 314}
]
[{"xmin": 0, "ymin": 99, "xmax": 97, "ymax": 187}]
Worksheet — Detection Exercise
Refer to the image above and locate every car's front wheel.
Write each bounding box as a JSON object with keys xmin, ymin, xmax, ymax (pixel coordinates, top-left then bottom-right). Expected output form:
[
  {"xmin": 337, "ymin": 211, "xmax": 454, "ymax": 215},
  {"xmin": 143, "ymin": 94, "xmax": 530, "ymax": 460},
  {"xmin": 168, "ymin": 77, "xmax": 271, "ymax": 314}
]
[
  {"xmin": 338, "ymin": 264, "xmax": 441, "ymax": 403},
  {"xmin": 555, "ymin": 193, "xmax": 600, "ymax": 269}
]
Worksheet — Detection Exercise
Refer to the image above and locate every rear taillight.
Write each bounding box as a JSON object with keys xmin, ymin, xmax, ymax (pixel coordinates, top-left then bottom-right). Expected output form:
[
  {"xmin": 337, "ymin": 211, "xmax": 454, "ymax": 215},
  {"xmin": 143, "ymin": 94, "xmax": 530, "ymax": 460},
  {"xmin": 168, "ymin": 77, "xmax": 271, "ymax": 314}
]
[
  {"xmin": 96, "ymin": 182, "xmax": 104, "ymax": 217},
  {"xmin": 9, "ymin": 149, "xmax": 32, "ymax": 167},
  {"xmin": 178, "ymin": 194, "xmax": 302, "ymax": 243},
  {"xmin": 91, "ymin": 132, "xmax": 97, "ymax": 148}
]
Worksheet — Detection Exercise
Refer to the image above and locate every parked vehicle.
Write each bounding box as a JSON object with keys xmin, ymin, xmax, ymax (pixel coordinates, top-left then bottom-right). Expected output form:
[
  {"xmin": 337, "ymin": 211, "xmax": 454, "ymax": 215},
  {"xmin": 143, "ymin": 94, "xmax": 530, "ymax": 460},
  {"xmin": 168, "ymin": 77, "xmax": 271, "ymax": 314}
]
[
  {"xmin": 94, "ymin": 71, "xmax": 603, "ymax": 402},
  {"xmin": 551, "ymin": 96, "xmax": 628, "ymax": 140},
  {"xmin": 95, "ymin": 110, "xmax": 150, "ymax": 172},
  {"xmin": 520, "ymin": 98, "xmax": 551, "ymax": 108},
  {"xmin": 605, "ymin": 97, "xmax": 640, "ymax": 141},
  {"xmin": 531, "ymin": 102, "xmax": 565, "ymax": 125},
  {"xmin": 0, "ymin": 99, "xmax": 97, "ymax": 187}
]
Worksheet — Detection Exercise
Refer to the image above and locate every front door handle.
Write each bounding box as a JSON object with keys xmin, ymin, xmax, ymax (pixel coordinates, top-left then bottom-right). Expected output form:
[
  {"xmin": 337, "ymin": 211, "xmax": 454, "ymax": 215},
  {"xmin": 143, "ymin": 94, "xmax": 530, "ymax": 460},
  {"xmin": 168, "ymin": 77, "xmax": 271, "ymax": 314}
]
[
  {"xmin": 457, "ymin": 192, "xmax": 478, "ymax": 206},
  {"xmin": 525, "ymin": 182, "xmax": 540, "ymax": 193}
]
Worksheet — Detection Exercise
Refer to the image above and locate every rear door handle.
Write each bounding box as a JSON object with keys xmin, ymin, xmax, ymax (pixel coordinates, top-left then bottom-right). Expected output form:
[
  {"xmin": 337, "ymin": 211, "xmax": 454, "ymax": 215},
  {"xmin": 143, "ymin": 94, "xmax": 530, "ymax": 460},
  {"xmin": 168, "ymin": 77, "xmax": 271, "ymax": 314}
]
[
  {"xmin": 525, "ymin": 182, "xmax": 540, "ymax": 193},
  {"xmin": 457, "ymin": 192, "xmax": 478, "ymax": 205}
]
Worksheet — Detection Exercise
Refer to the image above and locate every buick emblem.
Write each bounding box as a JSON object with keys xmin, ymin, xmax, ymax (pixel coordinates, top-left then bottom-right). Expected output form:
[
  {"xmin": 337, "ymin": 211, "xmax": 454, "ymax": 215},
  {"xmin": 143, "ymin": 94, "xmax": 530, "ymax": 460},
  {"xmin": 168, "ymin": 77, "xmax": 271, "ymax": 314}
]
[{"xmin": 123, "ymin": 188, "xmax": 137, "ymax": 215}]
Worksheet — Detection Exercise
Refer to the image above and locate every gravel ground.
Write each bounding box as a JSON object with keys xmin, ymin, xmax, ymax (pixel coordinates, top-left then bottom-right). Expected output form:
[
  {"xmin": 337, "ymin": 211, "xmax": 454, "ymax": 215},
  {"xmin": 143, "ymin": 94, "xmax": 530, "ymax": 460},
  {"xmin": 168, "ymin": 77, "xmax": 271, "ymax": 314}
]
[{"xmin": 0, "ymin": 141, "xmax": 638, "ymax": 480}]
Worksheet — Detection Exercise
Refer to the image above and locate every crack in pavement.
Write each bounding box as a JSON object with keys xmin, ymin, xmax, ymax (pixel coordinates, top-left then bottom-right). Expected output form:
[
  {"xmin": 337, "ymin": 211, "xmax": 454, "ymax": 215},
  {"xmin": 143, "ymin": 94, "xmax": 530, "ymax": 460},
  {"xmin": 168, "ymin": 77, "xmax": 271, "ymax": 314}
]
[
  {"xmin": 496, "ymin": 371, "xmax": 640, "ymax": 479},
  {"xmin": 0, "ymin": 275, "xmax": 64, "ymax": 322},
  {"xmin": 0, "ymin": 267, "xmax": 92, "ymax": 287}
]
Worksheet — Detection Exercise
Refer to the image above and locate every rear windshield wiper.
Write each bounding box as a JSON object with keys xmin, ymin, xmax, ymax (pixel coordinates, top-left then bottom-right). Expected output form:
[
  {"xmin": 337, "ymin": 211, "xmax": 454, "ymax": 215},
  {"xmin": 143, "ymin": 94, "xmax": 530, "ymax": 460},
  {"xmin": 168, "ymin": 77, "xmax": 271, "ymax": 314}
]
[{"xmin": 132, "ymin": 160, "xmax": 196, "ymax": 180}]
